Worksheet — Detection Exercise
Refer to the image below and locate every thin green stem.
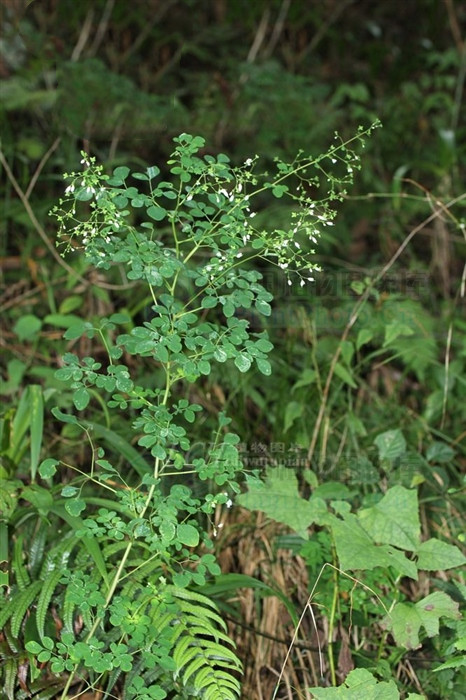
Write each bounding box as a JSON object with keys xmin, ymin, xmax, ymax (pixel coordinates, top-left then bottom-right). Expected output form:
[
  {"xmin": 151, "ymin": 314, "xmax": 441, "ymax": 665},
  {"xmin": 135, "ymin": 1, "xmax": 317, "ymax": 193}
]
[{"xmin": 327, "ymin": 546, "xmax": 339, "ymax": 686}]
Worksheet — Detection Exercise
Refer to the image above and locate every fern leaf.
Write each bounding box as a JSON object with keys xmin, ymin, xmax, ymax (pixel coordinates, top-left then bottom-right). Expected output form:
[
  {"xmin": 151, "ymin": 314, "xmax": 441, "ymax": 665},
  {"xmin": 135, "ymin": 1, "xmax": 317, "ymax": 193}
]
[
  {"xmin": 4, "ymin": 656, "xmax": 17, "ymax": 700},
  {"xmin": 36, "ymin": 569, "xmax": 63, "ymax": 641},
  {"xmin": 102, "ymin": 666, "xmax": 122, "ymax": 700},
  {"xmin": 28, "ymin": 521, "xmax": 48, "ymax": 577},
  {"xmin": 62, "ymin": 583, "xmax": 77, "ymax": 634},
  {"xmin": 183, "ymin": 655, "xmax": 211, "ymax": 685},
  {"xmin": 10, "ymin": 580, "xmax": 42, "ymax": 638},
  {"xmin": 168, "ymin": 586, "xmax": 242, "ymax": 699},
  {"xmin": 13, "ymin": 535, "xmax": 30, "ymax": 590}
]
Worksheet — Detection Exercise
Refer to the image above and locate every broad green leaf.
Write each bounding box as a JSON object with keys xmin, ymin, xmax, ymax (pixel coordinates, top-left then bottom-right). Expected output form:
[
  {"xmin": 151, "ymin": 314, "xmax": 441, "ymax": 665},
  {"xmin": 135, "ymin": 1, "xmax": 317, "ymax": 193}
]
[
  {"xmin": 177, "ymin": 523, "xmax": 199, "ymax": 547},
  {"xmin": 237, "ymin": 468, "xmax": 328, "ymax": 539},
  {"xmin": 330, "ymin": 512, "xmax": 417, "ymax": 579},
  {"xmin": 416, "ymin": 538, "xmax": 466, "ymax": 571},
  {"xmin": 58, "ymin": 295, "xmax": 83, "ymax": 314},
  {"xmin": 340, "ymin": 340, "xmax": 354, "ymax": 366},
  {"xmin": 434, "ymin": 656, "xmax": 466, "ymax": 671},
  {"xmin": 383, "ymin": 322, "xmax": 414, "ymax": 346},
  {"xmin": 357, "ymin": 485, "xmax": 420, "ymax": 551},
  {"xmin": 308, "ymin": 668, "xmax": 400, "ymax": 699},
  {"xmin": 284, "ymin": 401, "xmax": 303, "ymax": 433},
  {"xmin": 426, "ymin": 441, "xmax": 455, "ymax": 464},
  {"xmin": 334, "ymin": 362, "xmax": 357, "ymax": 388},
  {"xmin": 356, "ymin": 328, "xmax": 373, "ymax": 350},
  {"xmin": 388, "ymin": 592, "xmax": 460, "ymax": 649},
  {"xmin": 13, "ymin": 315, "xmax": 42, "ymax": 341},
  {"xmin": 374, "ymin": 429, "xmax": 406, "ymax": 463},
  {"xmin": 292, "ymin": 369, "xmax": 317, "ymax": 391}
]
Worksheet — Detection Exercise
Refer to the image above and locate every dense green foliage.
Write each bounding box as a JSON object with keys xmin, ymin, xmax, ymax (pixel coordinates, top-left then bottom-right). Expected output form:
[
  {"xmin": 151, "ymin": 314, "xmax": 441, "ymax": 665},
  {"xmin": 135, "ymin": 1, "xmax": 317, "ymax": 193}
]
[{"xmin": 1, "ymin": 1, "xmax": 465, "ymax": 699}]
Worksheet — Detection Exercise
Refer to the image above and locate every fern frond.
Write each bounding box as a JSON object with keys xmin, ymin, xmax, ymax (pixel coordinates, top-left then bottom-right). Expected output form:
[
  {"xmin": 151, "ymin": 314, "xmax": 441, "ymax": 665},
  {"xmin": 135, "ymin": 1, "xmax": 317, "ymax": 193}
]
[
  {"xmin": 28, "ymin": 521, "xmax": 48, "ymax": 577},
  {"xmin": 13, "ymin": 535, "xmax": 30, "ymax": 590},
  {"xmin": 3, "ymin": 656, "xmax": 16, "ymax": 700},
  {"xmin": 102, "ymin": 666, "xmax": 122, "ymax": 700},
  {"xmin": 36, "ymin": 569, "xmax": 63, "ymax": 641},
  {"xmin": 9, "ymin": 580, "xmax": 42, "ymax": 637},
  {"xmin": 167, "ymin": 586, "xmax": 242, "ymax": 700},
  {"xmin": 62, "ymin": 581, "xmax": 77, "ymax": 634}
]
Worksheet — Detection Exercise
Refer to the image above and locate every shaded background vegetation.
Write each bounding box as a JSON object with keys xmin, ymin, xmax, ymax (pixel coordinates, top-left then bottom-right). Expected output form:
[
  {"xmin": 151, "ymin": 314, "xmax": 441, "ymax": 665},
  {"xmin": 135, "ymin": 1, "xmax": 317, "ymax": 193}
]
[{"xmin": 1, "ymin": 0, "xmax": 465, "ymax": 698}]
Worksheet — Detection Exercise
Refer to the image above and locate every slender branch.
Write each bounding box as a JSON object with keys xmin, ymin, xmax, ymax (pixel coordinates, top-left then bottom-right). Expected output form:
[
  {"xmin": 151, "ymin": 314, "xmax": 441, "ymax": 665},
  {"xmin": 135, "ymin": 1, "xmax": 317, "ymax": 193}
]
[
  {"xmin": 25, "ymin": 136, "xmax": 61, "ymax": 200},
  {"xmin": 0, "ymin": 147, "xmax": 88, "ymax": 285}
]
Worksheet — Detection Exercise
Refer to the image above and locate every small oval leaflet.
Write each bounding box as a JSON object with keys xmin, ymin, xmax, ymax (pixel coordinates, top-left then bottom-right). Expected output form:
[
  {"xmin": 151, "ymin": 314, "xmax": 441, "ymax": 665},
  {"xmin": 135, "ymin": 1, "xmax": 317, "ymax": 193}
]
[{"xmin": 177, "ymin": 523, "xmax": 199, "ymax": 547}]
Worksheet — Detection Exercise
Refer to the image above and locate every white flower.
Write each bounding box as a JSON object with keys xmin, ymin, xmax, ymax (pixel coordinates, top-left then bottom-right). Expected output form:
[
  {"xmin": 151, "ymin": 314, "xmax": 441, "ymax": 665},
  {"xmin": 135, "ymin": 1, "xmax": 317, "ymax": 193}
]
[
  {"xmin": 226, "ymin": 499, "xmax": 233, "ymax": 508},
  {"xmin": 245, "ymin": 158, "xmax": 253, "ymax": 166},
  {"xmin": 65, "ymin": 184, "xmax": 75, "ymax": 195},
  {"xmin": 300, "ymin": 279, "xmax": 305, "ymax": 287}
]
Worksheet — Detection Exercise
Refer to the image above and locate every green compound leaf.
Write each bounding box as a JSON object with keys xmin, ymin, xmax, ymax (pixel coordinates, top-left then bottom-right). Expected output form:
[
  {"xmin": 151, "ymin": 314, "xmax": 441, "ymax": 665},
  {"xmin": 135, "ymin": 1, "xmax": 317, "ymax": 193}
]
[
  {"xmin": 237, "ymin": 468, "xmax": 328, "ymax": 539},
  {"xmin": 415, "ymin": 538, "xmax": 466, "ymax": 571},
  {"xmin": 387, "ymin": 592, "xmax": 461, "ymax": 649},
  {"xmin": 308, "ymin": 668, "xmax": 400, "ymax": 699},
  {"xmin": 357, "ymin": 485, "xmax": 420, "ymax": 551}
]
